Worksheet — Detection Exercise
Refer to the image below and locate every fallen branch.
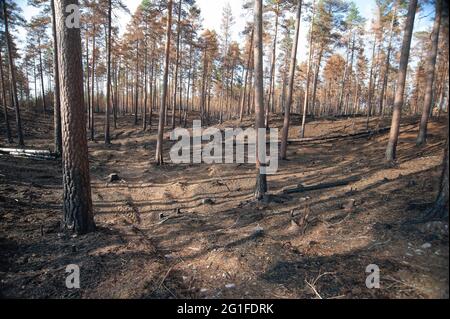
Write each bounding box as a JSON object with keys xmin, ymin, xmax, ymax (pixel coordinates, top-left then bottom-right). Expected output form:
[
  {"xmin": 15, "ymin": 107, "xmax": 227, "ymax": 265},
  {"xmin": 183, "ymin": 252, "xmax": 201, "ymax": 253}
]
[
  {"xmin": 283, "ymin": 176, "xmax": 361, "ymax": 194},
  {"xmin": 0, "ymin": 148, "xmax": 57, "ymax": 160}
]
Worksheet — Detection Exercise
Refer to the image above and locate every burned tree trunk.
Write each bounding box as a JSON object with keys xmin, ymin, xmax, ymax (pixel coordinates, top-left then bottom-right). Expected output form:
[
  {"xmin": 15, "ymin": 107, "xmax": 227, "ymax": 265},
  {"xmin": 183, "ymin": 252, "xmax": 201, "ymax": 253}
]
[
  {"xmin": 253, "ymin": 0, "xmax": 267, "ymax": 200},
  {"xmin": 55, "ymin": 0, "xmax": 95, "ymax": 234}
]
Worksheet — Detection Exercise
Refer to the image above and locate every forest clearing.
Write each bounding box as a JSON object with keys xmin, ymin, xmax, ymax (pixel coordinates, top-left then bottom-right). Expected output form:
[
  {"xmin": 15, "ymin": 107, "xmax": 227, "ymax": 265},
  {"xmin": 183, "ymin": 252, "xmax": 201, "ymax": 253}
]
[{"xmin": 0, "ymin": 0, "xmax": 449, "ymax": 301}]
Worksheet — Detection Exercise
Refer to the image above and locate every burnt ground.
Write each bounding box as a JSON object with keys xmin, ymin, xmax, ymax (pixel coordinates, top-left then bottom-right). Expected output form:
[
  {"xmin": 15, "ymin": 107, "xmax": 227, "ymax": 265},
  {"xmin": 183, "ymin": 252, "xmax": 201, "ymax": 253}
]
[{"xmin": 0, "ymin": 108, "xmax": 448, "ymax": 299}]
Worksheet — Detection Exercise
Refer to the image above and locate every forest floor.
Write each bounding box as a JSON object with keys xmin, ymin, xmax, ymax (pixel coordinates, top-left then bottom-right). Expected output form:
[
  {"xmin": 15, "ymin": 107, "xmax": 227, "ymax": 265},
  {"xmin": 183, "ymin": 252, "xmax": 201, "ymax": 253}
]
[{"xmin": 0, "ymin": 108, "xmax": 448, "ymax": 299}]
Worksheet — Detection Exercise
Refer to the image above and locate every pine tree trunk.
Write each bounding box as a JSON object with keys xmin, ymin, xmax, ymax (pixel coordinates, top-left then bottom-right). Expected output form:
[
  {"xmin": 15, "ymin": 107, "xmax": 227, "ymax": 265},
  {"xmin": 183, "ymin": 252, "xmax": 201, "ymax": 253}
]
[
  {"xmin": 254, "ymin": 0, "xmax": 267, "ymax": 200},
  {"xmin": 378, "ymin": 5, "xmax": 397, "ymax": 118},
  {"xmin": 366, "ymin": 37, "xmax": 377, "ymax": 129},
  {"xmin": 265, "ymin": 7, "xmax": 279, "ymax": 128},
  {"xmin": 300, "ymin": 0, "xmax": 314, "ymax": 138},
  {"xmin": 134, "ymin": 40, "xmax": 139, "ymax": 126},
  {"xmin": 280, "ymin": 0, "xmax": 302, "ymax": 160},
  {"xmin": 417, "ymin": 0, "xmax": 442, "ymax": 146},
  {"xmin": 55, "ymin": 0, "xmax": 95, "ymax": 234},
  {"xmin": 38, "ymin": 38, "xmax": 47, "ymax": 114},
  {"xmin": 0, "ymin": 50, "xmax": 12, "ymax": 143},
  {"xmin": 2, "ymin": 0, "xmax": 24, "ymax": 146},
  {"xmin": 171, "ymin": 0, "xmax": 182, "ymax": 130},
  {"xmin": 105, "ymin": 0, "xmax": 112, "ymax": 144},
  {"xmin": 155, "ymin": 0, "xmax": 173, "ymax": 165},
  {"xmin": 50, "ymin": 0, "xmax": 62, "ymax": 155},
  {"xmin": 239, "ymin": 29, "xmax": 254, "ymax": 123},
  {"xmin": 385, "ymin": 0, "xmax": 417, "ymax": 162},
  {"xmin": 90, "ymin": 24, "xmax": 96, "ymax": 141}
]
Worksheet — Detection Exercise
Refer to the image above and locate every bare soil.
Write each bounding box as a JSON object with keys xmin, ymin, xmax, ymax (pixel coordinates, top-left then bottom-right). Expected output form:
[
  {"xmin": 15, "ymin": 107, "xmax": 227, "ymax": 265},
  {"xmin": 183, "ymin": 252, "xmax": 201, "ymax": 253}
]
[{"xmin": 0, "ymin": 109, "xmax": 448, "ymax": 299}]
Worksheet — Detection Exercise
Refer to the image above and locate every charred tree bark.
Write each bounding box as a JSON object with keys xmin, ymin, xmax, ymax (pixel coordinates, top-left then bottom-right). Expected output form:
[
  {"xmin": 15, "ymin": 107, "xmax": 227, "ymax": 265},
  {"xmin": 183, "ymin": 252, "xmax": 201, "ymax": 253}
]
[
  {"xmin": 253, "ymin": 0, "xmax": 267, "ymax": 200},
  {"xmin": 55, "ymin": 0, "xmax": 95, "ymax": 234}
]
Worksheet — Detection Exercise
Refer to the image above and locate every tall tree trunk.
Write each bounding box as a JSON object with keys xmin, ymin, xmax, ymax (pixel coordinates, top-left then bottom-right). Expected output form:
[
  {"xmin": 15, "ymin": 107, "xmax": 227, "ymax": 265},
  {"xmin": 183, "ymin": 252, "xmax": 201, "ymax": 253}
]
[
  {"xmin": 254, "ymin": 0, "xmax": 267, "ymax": 200},
  {"xmin": 310, "ymin": 48, "xmax": 323, "ymax": 117},
  {"xmin": 105, "ymin": 0, "xmax": 112, "ymax": 144},
  {"xmin": 239, "ymin": 29, "xmax": 254, "ymax": 123},
  {"xmin": 265, "ymin": 5, "xmax": 279, "ymax": 128},
  {"xmin": 366, "ymin": 37, "xmax": 377, "ymax": 129},
  {"xmin": 90, "ymin": 24, "xmax": 96, "ymax": 141},
  {"xmin": 143, "ymin": 46, "xmax": 148, "ymax": 131},
  {"xmin": 2, "ymin": 0, "xmax": 24, "ymax": 146},
  {"xmin": 385, "ymin": 0, "xmax": 417, "ymax": 162},
  {"xmin": 149, "ymin": 57, "xmax": 154, "ymax": 130},
  {"xmin": 378, "ymin": 4, "xmax": 397, "ymax": 118},
  {"xmin": 200, "ymin": 48, "xmax": 208, "ymax": 122},
  {"xmin": 337, "ymin": 35, "xmax": 351, "ymax": 115},
  {"xmin": 134, "ymin": 40, "xmax": 139, "ymax": 126},
  {"xmin": 155, "ymin": 0, "xmax": 173, "ymax": 165},
  {"xmin": 417, "ymin": 0, "xmax": 442, "ymax": 146},
  {"xmin": 38, "ymin": 38, "xmax": 47, "ymax": 114},
  {"xmin": 86, "ymin": 31, "xmax": 91, "ymax": 130},
  {"xmin": 113, "ymin": 60, "xmax": 118, "ymax": 129},
  {"xmin": 300, "ymin": 0, "xmax": 314, "ymax": 138},
  {"xmin": 50, "ymin": 0, "xmax": 62, "ymax": 155},
  {"xmin": 55, "ymin": 0, "xmax": 95, "ymax": 234},
  {"xmin": 0, "ymin": 50, "xmax": 12, "ymax": 143},
  {"xmin": 171, "ymin": 0, "xmax": 182, "ymax": 129},
  {"xmin": 280, "ymin": 0, "xmax": 302, "ymax": 159}
]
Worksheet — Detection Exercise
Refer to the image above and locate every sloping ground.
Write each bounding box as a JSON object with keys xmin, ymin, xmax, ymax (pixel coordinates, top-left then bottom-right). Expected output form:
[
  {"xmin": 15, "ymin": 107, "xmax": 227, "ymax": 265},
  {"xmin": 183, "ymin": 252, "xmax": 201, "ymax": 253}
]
[{"xmin": 0, "ymin": 109, "xmax": 448, "ymax": 299}]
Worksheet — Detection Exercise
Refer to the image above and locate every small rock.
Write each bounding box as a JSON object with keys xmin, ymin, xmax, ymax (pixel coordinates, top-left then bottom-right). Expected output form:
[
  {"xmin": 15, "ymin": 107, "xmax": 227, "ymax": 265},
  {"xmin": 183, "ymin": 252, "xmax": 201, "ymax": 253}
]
[
  {"xmin": 421, "ymin": 243, "xmax": 432, "ymax": 249},
  {"xmin": 225, "ymin": 284, "xmax": 236, "ymax": 289},
  {"xmin": 200, "ymin": 288, "xmax": 209, "ymax": 293}
]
